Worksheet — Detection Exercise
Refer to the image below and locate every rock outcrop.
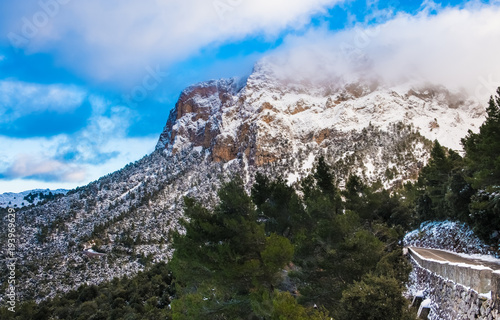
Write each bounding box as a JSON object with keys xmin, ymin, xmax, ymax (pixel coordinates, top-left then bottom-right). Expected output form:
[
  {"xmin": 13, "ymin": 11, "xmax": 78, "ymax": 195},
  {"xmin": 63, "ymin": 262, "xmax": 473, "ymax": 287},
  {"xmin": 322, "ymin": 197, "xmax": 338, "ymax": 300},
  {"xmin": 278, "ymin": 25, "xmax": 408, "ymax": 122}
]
[{"xmin": 156, "ymin": 61, "xmax": 485, "ymax": 180}]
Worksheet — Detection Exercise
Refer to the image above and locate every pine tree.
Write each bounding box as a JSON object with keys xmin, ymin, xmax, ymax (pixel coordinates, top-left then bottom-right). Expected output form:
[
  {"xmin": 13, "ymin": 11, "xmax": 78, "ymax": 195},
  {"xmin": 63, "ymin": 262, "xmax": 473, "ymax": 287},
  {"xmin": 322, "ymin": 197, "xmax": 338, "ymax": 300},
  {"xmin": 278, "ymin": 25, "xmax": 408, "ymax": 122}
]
[
  {"xmin": 170, "ymin": 177, "xmax": 295, "ymax": 318},
  {"xmin": 416, "ymin": 141, "xmax": 456, "ymax": 219},
  {"xmin": 343, "ymin": 175, "xmax": 371, "ymax": 220},
  {"xmin": 341, "ymin": 274, "xmax": 411, "ymax": 320},
  {"xmin": 252, "ymin": 174, "xmax": 304, "ymax": 238},
  {"xmin": 459, "ymin": 87, "xmax": 500, "ymax": 240},
  {"xmin": 314, "ymin": 156, "xmax": 336, "ymax": 196},
  {"xmin": 462, "ymin": 87, "xmax": 500, "ymax": 189}
]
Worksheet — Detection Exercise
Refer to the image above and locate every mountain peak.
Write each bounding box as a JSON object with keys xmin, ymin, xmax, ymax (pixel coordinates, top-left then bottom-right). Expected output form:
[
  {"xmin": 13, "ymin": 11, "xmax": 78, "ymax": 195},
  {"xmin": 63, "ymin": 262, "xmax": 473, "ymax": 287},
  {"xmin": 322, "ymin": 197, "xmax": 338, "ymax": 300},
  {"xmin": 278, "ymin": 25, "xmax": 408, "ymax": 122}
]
[
  {"xmin": 155, "ymin": 77, "xmax": 245, "ymax": 152},
  {"xmin": 155, "ymin": 63, "xmax": 485, "ymax": 169}
]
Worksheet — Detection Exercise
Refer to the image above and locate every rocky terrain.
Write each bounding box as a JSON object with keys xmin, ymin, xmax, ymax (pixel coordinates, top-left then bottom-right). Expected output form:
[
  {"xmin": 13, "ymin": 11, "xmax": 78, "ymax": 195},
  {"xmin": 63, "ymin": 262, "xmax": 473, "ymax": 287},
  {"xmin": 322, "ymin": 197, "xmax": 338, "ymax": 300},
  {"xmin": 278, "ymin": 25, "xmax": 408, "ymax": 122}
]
[{"xmin": 0, "ymin": 61, "xmax": 486, "ymax": 302}]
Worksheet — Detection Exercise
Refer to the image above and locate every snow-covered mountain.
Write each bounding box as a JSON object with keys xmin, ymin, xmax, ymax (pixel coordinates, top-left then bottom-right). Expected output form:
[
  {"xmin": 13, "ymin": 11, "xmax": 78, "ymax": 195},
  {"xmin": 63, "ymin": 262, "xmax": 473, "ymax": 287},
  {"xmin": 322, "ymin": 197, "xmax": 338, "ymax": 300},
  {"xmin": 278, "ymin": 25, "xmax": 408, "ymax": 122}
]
[
  {"xmin": 159, "ymin": 62, "xmax": 484, "ymax": 154},
  {"xmin": 0, "ymin": 189, "xmax": 68, "ymax": 208},
  {"xmin": 0, "ymin": 62, "xmax": 486, "ymax": 301},
  {"xmin": 157, "ymin": 61, "xmax": 484, "ymax": 185}
]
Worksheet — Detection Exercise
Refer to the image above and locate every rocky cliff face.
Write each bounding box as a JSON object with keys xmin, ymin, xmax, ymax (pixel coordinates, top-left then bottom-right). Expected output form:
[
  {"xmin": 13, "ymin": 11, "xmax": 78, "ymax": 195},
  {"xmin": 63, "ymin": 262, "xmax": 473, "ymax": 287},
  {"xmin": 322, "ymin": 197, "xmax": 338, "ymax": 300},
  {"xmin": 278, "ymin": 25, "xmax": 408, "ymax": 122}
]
[
  {"xmin": 156, "ymin": 78, "xmax": 245, "ymax": 157},
  {"xmin": 156, "ymin": 61, "xmax": 484, "ymax": 182},
  {"xmin": 0, "ymin": 62, "xmax": 486, "ymax": 302}
]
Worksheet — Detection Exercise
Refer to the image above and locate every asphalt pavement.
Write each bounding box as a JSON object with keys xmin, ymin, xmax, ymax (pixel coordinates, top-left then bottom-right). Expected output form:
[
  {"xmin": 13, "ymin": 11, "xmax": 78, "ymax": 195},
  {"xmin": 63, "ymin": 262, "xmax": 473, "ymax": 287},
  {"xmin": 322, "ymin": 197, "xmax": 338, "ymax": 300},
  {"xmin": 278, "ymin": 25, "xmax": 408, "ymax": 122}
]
[{"xmin": 409, "ymin": 247, "xmax": 500, "ymax": 270}]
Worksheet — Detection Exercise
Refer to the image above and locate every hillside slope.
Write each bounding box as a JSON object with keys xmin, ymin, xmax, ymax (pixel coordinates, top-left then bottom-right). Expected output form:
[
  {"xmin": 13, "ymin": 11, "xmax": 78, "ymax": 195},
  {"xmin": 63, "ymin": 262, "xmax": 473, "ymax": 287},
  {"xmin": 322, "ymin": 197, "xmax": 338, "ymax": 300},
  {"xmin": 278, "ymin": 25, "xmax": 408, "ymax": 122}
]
[{"xmin": 0, "ymin": 62, "xmax": 485, "ymax": 301}]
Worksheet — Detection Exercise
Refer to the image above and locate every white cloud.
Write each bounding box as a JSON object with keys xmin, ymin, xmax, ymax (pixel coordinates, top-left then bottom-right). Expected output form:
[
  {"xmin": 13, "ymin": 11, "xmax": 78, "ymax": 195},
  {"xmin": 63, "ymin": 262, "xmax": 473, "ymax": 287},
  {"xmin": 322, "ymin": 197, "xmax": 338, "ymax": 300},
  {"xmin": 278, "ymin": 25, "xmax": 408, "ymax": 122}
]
[
  {"xmin": 0, "ymin": 94, "xmax": 156, "ymax": 192},
  {"xmin": 0, "ymin": 135, "xmax": 65, "ymax": 169},
  {"xmin": 0, "ymin": 134, "xmax": 157, "ymax": 192},
  {"xmin": 0, "ymin": 135, "xmax": 85, "ymax": 184},
  {"xmin": 263, "ymin": 4, "xmax": 500, "ymax": 101},
  {"xmin": 1, "ymin": 0, "xmax": 342, "ymax": 85},
  {"xmin": 0, "ymin": 81, "xmax": 86, "ymax": 121},
  {"xmin": 56, "ymin": 101, "xmax": 136, "ymax": 164},
  {"xmin": 3, "ymin": 154, "xmax": 86, "ymax": 182}
]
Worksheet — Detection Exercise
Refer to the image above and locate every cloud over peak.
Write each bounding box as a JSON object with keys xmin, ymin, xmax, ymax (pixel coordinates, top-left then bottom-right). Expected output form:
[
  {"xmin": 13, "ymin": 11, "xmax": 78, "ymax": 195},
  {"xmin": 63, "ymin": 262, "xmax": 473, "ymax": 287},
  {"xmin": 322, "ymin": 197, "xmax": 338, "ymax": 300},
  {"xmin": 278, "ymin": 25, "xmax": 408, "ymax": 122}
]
[{"xmin": 264, "ymin": 4, "xmax": 500, "ymax": 101}]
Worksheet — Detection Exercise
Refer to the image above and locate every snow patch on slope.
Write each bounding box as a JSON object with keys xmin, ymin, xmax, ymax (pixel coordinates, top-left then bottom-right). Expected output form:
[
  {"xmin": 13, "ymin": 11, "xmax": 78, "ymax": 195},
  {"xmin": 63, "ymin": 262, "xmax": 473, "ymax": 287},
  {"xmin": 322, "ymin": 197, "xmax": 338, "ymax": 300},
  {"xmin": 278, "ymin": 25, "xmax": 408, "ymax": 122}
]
[
  {"xmin": 404, "ymin": 221, "xmax": 496, "ymax": 256},
  {"xmin": 0, "ymin": 189, "xmax": 68, "ymax": 208}
]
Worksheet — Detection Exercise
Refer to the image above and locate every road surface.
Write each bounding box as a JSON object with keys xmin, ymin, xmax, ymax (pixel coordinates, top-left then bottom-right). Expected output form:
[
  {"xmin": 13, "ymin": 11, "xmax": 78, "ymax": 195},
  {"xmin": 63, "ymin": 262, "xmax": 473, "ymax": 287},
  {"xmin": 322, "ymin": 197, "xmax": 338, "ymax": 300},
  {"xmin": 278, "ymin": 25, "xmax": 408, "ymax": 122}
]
[{"xmin": 409, "ymin": 247, "xmax": 500, "ymax": 270}]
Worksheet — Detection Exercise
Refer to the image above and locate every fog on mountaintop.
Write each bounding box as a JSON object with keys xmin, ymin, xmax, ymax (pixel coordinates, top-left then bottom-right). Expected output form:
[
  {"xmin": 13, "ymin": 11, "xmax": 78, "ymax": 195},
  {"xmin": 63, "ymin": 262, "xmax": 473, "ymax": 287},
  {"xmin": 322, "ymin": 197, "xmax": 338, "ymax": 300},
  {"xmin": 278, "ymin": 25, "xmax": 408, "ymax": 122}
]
[{"xmin": 263, "ymin": 5, "xmax": 500, "ymax": 102}]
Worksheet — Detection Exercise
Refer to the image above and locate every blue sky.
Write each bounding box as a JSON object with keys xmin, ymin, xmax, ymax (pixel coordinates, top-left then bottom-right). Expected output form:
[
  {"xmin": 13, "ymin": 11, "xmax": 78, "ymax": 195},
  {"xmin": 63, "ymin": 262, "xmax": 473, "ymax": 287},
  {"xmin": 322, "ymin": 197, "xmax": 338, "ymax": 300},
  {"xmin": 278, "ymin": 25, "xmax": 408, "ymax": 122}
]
[{"xmin": 0, "ymin": 0, "xmax": 499, "ymax": 192}]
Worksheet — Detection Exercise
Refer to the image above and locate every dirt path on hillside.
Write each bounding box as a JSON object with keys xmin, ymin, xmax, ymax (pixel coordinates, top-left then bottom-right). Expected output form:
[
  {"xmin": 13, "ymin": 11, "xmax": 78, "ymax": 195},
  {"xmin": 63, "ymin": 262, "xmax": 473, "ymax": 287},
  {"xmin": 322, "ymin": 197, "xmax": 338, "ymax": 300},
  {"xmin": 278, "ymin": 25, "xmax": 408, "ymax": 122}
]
[{"xmin": 409, "ymin": 247, "xmax": 500, "ymax": 270}]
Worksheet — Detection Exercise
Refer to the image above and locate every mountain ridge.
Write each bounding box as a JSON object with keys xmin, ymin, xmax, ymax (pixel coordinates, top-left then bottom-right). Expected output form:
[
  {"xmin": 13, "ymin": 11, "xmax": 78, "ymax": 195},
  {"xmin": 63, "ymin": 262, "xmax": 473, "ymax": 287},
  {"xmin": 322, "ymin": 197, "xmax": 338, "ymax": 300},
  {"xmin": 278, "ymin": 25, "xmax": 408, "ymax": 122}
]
[
  {"xmin": 0, "ymin": 63, "xmax": 487, "ymax": 301},
  {"xmin": 155, "ymin": 61, "xmax": 484, "ymax": 181}
]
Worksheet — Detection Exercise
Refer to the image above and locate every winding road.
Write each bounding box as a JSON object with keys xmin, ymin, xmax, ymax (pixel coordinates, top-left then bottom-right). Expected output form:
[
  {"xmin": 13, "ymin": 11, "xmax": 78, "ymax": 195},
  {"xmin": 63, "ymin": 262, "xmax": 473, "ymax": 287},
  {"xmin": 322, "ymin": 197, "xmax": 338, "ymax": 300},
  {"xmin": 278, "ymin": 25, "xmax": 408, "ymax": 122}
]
[{"xmin": 409, "ymin": 247, "xmax": 500, "ymax": 270}]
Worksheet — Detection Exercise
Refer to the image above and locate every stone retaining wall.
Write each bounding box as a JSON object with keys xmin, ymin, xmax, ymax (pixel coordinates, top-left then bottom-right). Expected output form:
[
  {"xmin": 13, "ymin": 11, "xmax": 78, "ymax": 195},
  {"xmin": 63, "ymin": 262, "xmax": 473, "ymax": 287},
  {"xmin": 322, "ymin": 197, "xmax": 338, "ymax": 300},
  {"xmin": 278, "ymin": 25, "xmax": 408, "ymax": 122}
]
[
  {"xmin": 409, "ymin": 255, "xmax": 499, "ymax": 320},
  {"xmin": 409, "ymin": 248, "xmax": 500, "ymax": 296}
]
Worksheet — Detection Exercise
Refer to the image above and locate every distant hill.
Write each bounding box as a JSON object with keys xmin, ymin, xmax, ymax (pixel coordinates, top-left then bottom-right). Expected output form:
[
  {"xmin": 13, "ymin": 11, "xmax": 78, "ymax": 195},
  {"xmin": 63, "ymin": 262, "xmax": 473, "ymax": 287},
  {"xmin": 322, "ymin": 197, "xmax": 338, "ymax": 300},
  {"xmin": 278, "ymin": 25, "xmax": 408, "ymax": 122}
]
[{"xmin": 0, "ymin": 189, "xmax": 68, "ymax": 208}]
